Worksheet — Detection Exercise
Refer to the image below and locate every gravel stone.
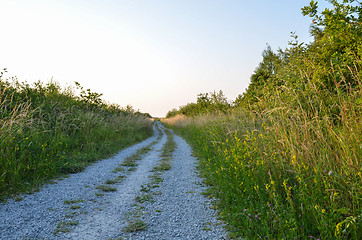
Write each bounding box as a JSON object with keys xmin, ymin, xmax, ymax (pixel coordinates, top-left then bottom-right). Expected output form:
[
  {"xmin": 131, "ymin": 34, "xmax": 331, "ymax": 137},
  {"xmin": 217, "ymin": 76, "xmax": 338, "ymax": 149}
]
[{"xmin": 123, "ymin": 132, "xmax": 227, "ymax": 240}]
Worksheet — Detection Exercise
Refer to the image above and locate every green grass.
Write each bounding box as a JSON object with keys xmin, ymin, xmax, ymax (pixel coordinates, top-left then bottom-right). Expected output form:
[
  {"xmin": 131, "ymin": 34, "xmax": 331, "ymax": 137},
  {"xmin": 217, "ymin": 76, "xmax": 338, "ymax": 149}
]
[
  {"xmin": 95, "ymin": 192, "xmax": 104, "ymax": 197},
  {"xmin": 69, "ymin": 205, "xmax": 80, "ymax": 210},
  {"xmin": 123, "ymin": 206, "xmax": 147, "ymax": 233},
  {"xmin": 135, "ymin": 193, "xmax": 154, "ymax": 203},
  {"xmin": 151, "ymin": 129, "xmax": 175, "ymax": 173},
  {"xmin": 140, "ymin": 184, "xmax": 151, "ymax": 192},
  {"xmin": 112, "ymin": 167, "xmax": 124, "ymax": 173},
  {"xmin": 105, "ymin": 179, "xmax": 119, "ymax": 184},
  {"xmin": 64, "ymin": 199, "xmax": 84, "ymax": 204},
  {"xmin": 54, "ymin": 220, "xmax": 79, "ymax": 234},
  {"xmin": 96, "ymin": 185, "xmax": 117, "ymax": 192},
  {"xmin": 0, "ymin": 76, "xmax": 153, "ymax": 201},
  {"xmin": 120, "ymin": 144, "xmax": 155, "ymax": 169},
  {"xmin": 152, "ymin": 160, "xmax": 171, "ymax": 172},
  {"xmin": 123, "ymin": 219, "xmax": 147, "ymax": 233},
  {"xmin": 148, "ymin": 173, "xmax": 163, "ymax": 184},
  {"xmin": 166, "ymin": 106, "xmax": 361, "ymax": 239}
]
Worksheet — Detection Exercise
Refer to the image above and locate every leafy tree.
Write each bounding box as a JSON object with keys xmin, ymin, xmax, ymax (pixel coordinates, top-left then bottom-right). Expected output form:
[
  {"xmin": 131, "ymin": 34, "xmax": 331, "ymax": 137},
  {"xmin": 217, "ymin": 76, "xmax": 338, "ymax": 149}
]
[
  {"xmin": 301, "ymin": 0, "xmax": 362, "ymax": 89},
  {"xmin": 236, "ymin": 45, "xmax": 282, "ymax": 108},
  {"xmin": 166, "ymin": 108, "xmax": 179, "ymax": 118},
  {"xmin": 166, "ymin": 90, "xmax": 230, "ymax": 117}
]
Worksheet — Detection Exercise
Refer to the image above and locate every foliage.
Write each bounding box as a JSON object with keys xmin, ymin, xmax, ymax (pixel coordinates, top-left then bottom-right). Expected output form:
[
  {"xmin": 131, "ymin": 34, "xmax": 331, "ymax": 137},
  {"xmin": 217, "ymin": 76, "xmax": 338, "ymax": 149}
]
[
  {"xmin": 165, "ymin": 1, "xmax": 362, "ymax": 238},
  {"xmin": 0, "ymin": 72, "xmax": 153, "ymax": 200},
  {"xmin": 166, "ymin": 90, "xmax": 230, "ymax": 117}
]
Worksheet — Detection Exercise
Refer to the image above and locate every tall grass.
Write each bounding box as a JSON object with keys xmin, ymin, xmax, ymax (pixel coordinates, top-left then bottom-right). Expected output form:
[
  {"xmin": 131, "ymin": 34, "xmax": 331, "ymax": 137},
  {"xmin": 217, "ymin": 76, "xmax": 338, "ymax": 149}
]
[
  {"xmin": 164, "ymin": 68, "xmax": 361, "ymax": 239},
  {"xmin": 0, "ymin": 73, "xmax": 153, "ymax": 200}
]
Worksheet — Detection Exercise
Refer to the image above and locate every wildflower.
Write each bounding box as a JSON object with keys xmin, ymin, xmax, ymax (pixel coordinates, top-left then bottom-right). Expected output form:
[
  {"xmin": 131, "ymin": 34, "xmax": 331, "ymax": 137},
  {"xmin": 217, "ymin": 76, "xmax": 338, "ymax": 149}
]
[
  {"xmin": 335, "ymin": 221, "xmax": 343, "ymax": 237},
  {"xmin": 248, "ymin": 213, "xmax": 251, "ymax": 218},
  {"xmin": 268, "ymin": 203, "xmax": 272, "ymax": 207},
  {"xmin": 328, "ymin": 170, "xmax": 333, "ymax": 176},
  {"xmin": 243, "ymin": 209, "xmax": 247, "ymax": 213},
  {"xmin": 255, "ymin": 215, "xmax": 259, "ymax": 220}
]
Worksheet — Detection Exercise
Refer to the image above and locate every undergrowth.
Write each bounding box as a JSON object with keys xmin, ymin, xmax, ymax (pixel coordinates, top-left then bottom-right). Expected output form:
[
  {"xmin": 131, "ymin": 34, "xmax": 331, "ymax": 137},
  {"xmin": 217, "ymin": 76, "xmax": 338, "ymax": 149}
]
[
  {"xmin": 0, "ymin": 72, "xmax": 153, "ymax": 201},
  {"xmin": 163, "ymin": 1, "xmax": 361, "ymax": 238}
]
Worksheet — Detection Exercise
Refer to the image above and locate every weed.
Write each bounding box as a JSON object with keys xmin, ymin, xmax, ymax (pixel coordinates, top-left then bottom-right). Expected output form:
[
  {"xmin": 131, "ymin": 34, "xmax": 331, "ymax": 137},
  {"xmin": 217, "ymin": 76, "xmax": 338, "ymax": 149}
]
[
  {"xmin": 95, "ymin": 192, "xmax": 104, "ymax": 197},
  {"xmin": 140, "ymin": 184, "xmax": 151, "ymax": 192},
  {"xmin": 135, "ymin": 194, "xmax": 154, "ymax": 203},
  {"xmin": 123, "ymin": 219, "xmax": 147, "ymax": 233},
  {"xmin": 64, "ymin": 199, "xmax": 84, "ymax": 204},
  {"xmin": 96, "ymin": 185, "xmax": 117, "ymax": 192},
  {"xmin": 112, "ymin": 167, "xmax": 124, "ymax": 173},
  {"xmin": 117, "ymin": 175, "xmax": 126, "ymax": 180},
  {"xmin": 120, "ymin": 161, "xmax": 138, "ymax": 167},
  {"xmin": 148, "ymin": 173, "xmax": 163, "ymax": 184},
  {"xmin": 54, "ymin": 220, "xmax": 79, "ymax": 234},
  {"xmin": 105, "ymin": 179, "xmax": 119, "ymax": 184},
  {"xmin": 0, "ymin": 76, "xmax": 153, "ymax": 201}
]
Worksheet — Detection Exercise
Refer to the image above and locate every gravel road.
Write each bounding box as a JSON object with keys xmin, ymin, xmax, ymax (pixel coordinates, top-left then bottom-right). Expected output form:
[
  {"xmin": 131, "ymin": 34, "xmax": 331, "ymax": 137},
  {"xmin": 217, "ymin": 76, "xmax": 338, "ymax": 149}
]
[{"xmin": 0, "ymin": 123, "xmax": 227, "ymax": 239}]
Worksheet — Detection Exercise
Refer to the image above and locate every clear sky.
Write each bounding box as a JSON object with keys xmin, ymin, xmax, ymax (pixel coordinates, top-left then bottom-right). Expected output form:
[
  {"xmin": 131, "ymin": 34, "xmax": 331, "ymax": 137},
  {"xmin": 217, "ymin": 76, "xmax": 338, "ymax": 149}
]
[{"xmin": 0, "ymin": 0, "xmax": 331, "ymax": 117}]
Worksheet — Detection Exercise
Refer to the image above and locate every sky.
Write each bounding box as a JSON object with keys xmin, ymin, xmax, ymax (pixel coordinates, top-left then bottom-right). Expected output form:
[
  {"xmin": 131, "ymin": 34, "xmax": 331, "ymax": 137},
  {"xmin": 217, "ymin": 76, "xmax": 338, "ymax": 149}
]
[{"xmin": 0, "ymin": 0, "xmax": 332, "ymax": 117}]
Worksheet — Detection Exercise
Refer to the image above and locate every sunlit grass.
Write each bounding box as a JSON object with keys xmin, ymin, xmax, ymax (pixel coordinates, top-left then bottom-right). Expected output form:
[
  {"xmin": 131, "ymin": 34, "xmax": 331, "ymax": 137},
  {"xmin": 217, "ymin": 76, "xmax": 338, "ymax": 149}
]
[
  {"xmin": 0, "ymin": 75, "xmax": 153, "ymax": 201},
  {"xmin": 165, "ymin": 89, "xmax": 361, "ymax": 239}
]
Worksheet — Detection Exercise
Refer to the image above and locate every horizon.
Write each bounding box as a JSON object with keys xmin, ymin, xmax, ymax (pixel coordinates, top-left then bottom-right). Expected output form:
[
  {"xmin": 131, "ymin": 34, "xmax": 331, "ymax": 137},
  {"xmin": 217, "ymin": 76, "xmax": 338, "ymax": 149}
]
[{"xmin": 0, "ymin": 0, "xmax": 332, "ymax": 117}]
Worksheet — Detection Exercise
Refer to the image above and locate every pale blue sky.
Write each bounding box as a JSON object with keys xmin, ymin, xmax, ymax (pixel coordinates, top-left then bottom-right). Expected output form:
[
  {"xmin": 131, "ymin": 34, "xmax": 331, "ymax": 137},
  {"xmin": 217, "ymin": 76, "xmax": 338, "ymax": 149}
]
[{"xmin": 0, "ymin": 0, "xmax": 331, "ymax": 117}]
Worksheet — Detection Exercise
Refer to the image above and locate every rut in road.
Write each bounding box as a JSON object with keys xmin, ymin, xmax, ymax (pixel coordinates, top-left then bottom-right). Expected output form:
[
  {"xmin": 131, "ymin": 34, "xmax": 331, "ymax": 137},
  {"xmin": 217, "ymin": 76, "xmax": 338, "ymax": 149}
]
[{"xmin": 0, "ymin": 123, "xmax": 226, "ymax": 239}]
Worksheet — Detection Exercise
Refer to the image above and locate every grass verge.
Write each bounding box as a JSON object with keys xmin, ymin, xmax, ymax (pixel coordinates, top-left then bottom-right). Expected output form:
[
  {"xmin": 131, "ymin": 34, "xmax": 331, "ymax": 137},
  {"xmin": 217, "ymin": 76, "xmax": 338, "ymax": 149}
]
[
  {"xmin": 165, "ymin": 110, "xmax": 361, "ymax": 239},
  {"xmin": 0, "ymin": 76, "xmax": 153, "ymax": 201}
]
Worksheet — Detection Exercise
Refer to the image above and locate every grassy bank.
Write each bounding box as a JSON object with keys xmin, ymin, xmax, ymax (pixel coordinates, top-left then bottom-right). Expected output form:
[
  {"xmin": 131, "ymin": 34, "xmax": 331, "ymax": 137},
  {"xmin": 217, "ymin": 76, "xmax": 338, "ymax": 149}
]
[
  {"xmin": 0, "ymin": 72, "xmax": 153, "ymax": 201},
  {"xmin": 163, "ymin": 2, "xmax": 361, "ymax": 238},
  {"xmin": 164, "ymin": 102, "xmax": 361, "ymax": 239}
]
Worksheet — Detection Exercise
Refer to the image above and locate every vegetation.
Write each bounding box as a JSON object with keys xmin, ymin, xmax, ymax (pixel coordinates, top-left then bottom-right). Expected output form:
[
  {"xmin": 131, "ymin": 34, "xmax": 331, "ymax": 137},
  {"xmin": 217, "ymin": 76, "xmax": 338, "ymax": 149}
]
[
  {"xmin": 164, "ymin": 1, "xmax": 361, "ymax": 239},
  {"xmin": 0, "ymin": 71, "xmax": 153, "ymax": 200},
  {"xmin": 166, "ymin": 90, "xmax": 230, "ymax": 118}
]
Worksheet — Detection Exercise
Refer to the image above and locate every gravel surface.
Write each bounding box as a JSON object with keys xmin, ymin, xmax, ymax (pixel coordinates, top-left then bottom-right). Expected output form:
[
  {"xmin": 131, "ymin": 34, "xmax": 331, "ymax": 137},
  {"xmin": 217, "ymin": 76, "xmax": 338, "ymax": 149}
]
[
  {"xmin": 0, "ymin": 123, "xmax": 227, "ymax": 239},
  {"xmin": 123, "ymin": 133, "xmax": 227, "ymax": 240}
]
